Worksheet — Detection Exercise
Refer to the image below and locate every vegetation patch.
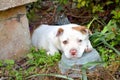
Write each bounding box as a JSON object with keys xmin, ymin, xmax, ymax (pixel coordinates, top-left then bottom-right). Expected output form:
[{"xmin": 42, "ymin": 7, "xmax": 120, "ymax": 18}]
[{"xmin": 0, "ymin": 0, "xmax": 120, "ymax": 80}]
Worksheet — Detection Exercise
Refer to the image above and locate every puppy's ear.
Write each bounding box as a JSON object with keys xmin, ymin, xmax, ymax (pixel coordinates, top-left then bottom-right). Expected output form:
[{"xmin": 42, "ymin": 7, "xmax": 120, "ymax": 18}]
[
  {"xmin": 56, "ymin": 28, "xmax": 64, "ymax": 36},
  {"xmin": 72, "ymin": 26, "xmax": 92, "ymax": 35}
]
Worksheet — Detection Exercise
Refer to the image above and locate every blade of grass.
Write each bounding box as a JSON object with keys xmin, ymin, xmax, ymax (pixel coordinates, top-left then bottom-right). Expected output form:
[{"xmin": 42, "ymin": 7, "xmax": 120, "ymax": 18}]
[
  {"xmin": 26, "ymin": 73, "xmax": 74, "ymax": 80},
  {"xmin": 82, "ymin": 61, "xmax": 105, "ymax": 69},
  {"xmin": 102, "ymin": 38, "xmax": 120, "ymax": 55},
  {"xmin": 81, "ymin": 60, "xmax": 120, "ymax": 80},
  {"xmin": 87, "ymin": 17, "xmax": 97, "ymax": 29},
  {"xmin": 81, "ymin": 61, "xmax": 105, "ymax": 80},
  {"xmin": 81, "ymin": 68, "xmax": 87, "ymax": 80}
]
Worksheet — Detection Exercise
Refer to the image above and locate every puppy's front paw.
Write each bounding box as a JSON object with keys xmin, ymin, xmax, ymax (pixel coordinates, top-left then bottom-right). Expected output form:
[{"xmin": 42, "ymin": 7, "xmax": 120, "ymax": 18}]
[{"xmin": 84, "ymin": 48, "xmax": 92, "ymax": 53}]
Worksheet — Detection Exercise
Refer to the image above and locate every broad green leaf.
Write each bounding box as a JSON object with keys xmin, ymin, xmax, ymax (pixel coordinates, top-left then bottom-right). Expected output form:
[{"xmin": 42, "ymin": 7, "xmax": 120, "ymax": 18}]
[
  {"xmin": 27, "ymin": 53, "xmax": 34, "ymax": 59},
  {"xmin": 101, "ymin": 20, "xmax": 117, "ymax": 34},
  {"xmin": 106, "ymin": 1, "xmax": 113, "ymax": 5},
  {"xmin": 4, "ymin": 60, "xmax": 15, "ymax": 65},
  {"xmin": 105, "ymin": 32, "xmax": 116, "ymax": 40}
]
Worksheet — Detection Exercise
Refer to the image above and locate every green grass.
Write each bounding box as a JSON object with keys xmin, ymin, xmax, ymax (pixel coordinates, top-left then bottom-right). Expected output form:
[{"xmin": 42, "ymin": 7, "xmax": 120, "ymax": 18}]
[
  {"xmin": 0, "ymin": 48, "xmax": 62, "ymax": 80},
  {"xmin": 27, "ymin": 48, "xmax": 61, "ymax": 67}
]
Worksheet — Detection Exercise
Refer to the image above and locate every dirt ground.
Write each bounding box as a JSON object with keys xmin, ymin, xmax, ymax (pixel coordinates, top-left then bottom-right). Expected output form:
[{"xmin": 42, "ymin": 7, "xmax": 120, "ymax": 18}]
[{"xmin": 15, "ymin": 57, "xmax": 120, "ymax": 80}]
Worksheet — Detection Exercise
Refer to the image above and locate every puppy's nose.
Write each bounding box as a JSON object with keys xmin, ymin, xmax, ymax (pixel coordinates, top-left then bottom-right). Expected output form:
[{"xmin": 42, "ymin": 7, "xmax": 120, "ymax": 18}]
[{"xmin": 70, "ymin": 49, "xmax": 77, "ymax": 55}]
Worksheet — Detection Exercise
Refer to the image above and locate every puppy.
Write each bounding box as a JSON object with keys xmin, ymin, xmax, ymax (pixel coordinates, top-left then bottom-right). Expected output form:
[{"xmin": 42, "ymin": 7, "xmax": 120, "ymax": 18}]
[{"xmin": 32, "ymin": 24, "xmax": 93, "ymax": 58}]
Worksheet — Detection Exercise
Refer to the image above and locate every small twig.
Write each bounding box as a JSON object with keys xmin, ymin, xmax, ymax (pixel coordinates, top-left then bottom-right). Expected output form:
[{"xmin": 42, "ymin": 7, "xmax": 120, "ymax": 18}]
[
  {"xmin": 66, "ymin": 13, "xmax": 91, "ymax": 19},
  {"xmin": 47, "ymin": 6, "xmax": 57, "ymax": 24}
]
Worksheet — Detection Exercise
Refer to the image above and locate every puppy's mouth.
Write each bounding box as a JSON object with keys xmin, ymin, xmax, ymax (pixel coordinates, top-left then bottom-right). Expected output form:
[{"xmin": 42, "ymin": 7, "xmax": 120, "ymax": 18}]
[
  {"xmin": 68, "ymin": 54, "xmax": 82, "ymax": 59},
  {"xmin": 71, "ymin": 54, "xmax": 77, "ymax": 57}
]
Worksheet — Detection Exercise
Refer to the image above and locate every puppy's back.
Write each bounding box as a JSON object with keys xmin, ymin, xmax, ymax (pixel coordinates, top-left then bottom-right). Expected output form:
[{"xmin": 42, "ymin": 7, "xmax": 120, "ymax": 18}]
[{"xmin": 31, "ymin": 24, "xmax": 59, "ymax": 48}]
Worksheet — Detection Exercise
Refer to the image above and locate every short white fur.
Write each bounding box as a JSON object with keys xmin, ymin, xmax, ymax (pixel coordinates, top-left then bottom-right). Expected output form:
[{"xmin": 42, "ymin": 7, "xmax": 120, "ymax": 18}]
[{"xmin": 32, "ymin": 24, "xmax": 93, "ymax": 58}]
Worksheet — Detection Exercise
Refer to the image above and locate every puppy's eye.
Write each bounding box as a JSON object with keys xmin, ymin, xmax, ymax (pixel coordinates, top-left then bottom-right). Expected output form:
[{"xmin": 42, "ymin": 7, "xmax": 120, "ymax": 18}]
[
  {"xmin": 78, "ymin": 39, "xmax": 82, "ymax": 42},
  {"xmin": 63, "ymin": 40, "xmax": 68, "ymax": 44}
]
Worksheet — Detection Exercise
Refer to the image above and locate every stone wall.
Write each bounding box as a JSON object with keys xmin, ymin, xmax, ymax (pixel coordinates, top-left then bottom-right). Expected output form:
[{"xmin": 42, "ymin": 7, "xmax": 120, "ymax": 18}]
[{"xmin": 0, "ymin": 6, "xmax": 31, "ymax": 59}]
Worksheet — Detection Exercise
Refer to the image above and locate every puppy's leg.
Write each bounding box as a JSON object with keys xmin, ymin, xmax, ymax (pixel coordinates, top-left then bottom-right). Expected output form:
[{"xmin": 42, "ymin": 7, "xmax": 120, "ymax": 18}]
[
  {"xmin": 47, "ymin": 44, "xmax": 59, "ymax": 55},
  {"xmin": 85, "ymin": 40, "xmax": 93, "ymax": 53}
]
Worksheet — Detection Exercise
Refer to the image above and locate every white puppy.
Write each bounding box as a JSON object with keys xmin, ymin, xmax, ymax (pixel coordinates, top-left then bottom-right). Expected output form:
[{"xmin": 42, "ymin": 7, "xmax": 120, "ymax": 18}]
[{"xmin": 32, "ymin": 24, "xmax": 93, "ymax": 58}]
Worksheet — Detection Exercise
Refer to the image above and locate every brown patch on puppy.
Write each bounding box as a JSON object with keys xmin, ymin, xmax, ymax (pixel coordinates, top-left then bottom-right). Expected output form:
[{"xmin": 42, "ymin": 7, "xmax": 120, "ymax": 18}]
[
  {"xmin": 56, "ymin": 28, "xmax": 64, "ymax": 36},
  {"xmin": 72, "ymin": 26, "xmax": 92, "ymax": 35}
]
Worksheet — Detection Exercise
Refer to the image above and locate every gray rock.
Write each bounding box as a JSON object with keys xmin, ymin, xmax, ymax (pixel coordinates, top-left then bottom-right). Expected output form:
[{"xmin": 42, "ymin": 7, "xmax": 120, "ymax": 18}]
[
  {"xmin": 55, "ymin": 14, "xmax": 70, "ymax": 25},
  {"xmin": 59, "ymin": 49, "xmax": 101, "ymax": 78},
  {"xmin": 0, "ymin": 6, "xmax": 31, "ymax": 60}
]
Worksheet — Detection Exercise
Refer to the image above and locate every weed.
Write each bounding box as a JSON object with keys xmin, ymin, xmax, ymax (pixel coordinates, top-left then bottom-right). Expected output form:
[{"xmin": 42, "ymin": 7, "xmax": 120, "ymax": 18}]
[
  {"xmin": 0, "ymin": 47, "xmax": 61, "ymax": 80},
  {"xmin": 88, "ymin": 17, "xmax": 120, "ymax": 68},
  {"xmin": 27, "ymin": 47, "xmax": 61, "ymax": 67}
]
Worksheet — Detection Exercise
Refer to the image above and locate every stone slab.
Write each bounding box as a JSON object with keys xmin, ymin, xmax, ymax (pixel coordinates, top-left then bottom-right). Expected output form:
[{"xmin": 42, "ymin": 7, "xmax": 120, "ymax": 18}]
[
  {"xmin": 59, "ymin": 49, "xmax": 101, "ymax": 78},
  {"xmin": 0, "ymin": 0, "xmax": 37, "ymax": 11}
]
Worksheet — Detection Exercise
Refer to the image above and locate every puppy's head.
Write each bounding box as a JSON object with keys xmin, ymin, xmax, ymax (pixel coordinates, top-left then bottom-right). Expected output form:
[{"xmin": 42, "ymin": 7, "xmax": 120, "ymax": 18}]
[{"xmin": 56, "ymin": 26, "xmax": 93, "ymax": 59}]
